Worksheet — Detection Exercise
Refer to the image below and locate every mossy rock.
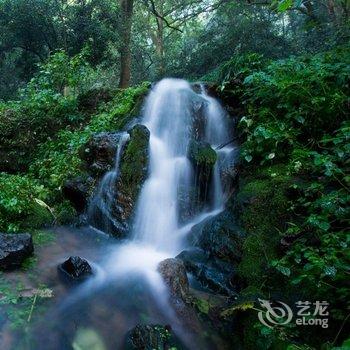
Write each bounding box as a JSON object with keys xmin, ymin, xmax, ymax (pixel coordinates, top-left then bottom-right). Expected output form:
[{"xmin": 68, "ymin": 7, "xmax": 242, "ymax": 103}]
[
  {"xmin": 188, "ymin": 140, "xmax": 217, "ymax": 204},
  {"xmin": 119, "ymin": 124, "xmax": 150, "ymax": 202},
  {"xmin": 125, "ymin": 324, "xmax": 179, "ymax": 350},
  {"xmin": 189, "ymin": 209, "xmax": 244, "ymax": 264},
  {"xmin": 188, "ymin": 139, "xmax": 217, "ymax": 166},
  {"xmin": 235, "ymin": 165, "xmax": 292, "ymax": 285}
]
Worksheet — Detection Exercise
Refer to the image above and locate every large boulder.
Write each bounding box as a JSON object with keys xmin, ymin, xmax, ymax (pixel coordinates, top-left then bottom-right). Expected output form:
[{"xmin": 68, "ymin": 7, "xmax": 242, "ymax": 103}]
[
  {"xmin": 106, "ymin": 124, "xmax": 149, "ymax": 235},
  {"xmin": 125, "ymin": 324, "xmax": 178, "ymax": 350},
  {"xmin": 158, "ymin": 258, "xmax": 189, "ymax": 300},
  {"xmin": 188, "ymin": 209, "xmax": 243, "ymax": 264},
  {"xmin": 83, "ymin": 125, "xmax": 149, "ymax": 237},
  {"xmin": 177, "ymin": 248, "xmax": 237, "ymax": 296},
  {"xmin": 0, "ymin": 233, "xmax": 34, "ymax": 270},
  {"xmin": 157, "ymin": 258, "xmax": 206, "ymax": 334},
  {"xmin": 58, "ymin": 256, "xmax": 93, "ymax": 284},
  {"xmin": 81, "ymin": 132, "xmax": 122, "ymax": 177}
]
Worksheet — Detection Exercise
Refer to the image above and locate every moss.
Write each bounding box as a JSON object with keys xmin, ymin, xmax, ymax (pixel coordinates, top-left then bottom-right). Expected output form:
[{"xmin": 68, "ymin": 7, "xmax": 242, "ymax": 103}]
[
  {"xmin": 120, "ymin": 124, "xmax": 150, "ymax": 202},
  {"xmin": 236, "ymin": 166, "xmax": 292, "ymax": 285},
  {"xmin": 194, "ymin": 298, "xmax": 211, "ymax": 314},
  {"xmin": 188, "ymin": 140, "xmax": 217, "ymax": 166}
]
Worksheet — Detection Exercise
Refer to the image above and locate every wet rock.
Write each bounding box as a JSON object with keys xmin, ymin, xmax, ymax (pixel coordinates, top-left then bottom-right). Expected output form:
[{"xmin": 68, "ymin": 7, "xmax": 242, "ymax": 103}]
[
  {"xmin": 191, "ymin": 93, "xmax": 208, "ymax": 141},
  {"xmin": 81, "ymin": 132, "xmax": 121, "ymax": 176},
  {"xmin": 125, "ymin": 324, "xmax": 176, "ymax": 350},
  {"xmin": 188, "ymin": 140, "xmax": 217, "ymax": 204},
  {"xmin": 158, "ymin": 258, "xmax": 189, "ymax": 300},
  {"xmin": 0, "ymin": 233, "xmax": 34, "ymax": 270},
  {"xmin": 58, "ymin": 256, "xmax": 93, "ymax": 283},
  {"xmin": 158, "ymin": 258, "xmax": 204, "ymax": 334},
  {"xmin": 177, "ymin": 248, "xmax": 237, "ymax": 296},
  {"xmin": 109, "ymin": 124, "xmax": 149, "ymax": 233},
  {"xmin": 85, "ymin": 125, "xmax": 149, "ymax": 238},
  {"xmin": 62, "ymin": 177, "xmax": 94, "ymax": 213},
  {"xmin": 188, "ymin": 210, "xmax": 243, "ymax": 264}
]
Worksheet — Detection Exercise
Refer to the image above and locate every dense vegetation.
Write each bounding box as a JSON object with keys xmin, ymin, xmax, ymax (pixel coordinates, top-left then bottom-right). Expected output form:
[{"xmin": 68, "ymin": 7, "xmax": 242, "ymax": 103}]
[{"xmin": 0, "ymin": 0, "xmax": 349, "ymax": 349}]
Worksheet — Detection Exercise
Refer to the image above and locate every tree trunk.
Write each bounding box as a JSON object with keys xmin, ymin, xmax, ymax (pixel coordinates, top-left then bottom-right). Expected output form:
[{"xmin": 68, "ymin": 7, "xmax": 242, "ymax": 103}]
[{"xmin": 119, "ymin": 0, "xmax": 134, "ymax": 88}]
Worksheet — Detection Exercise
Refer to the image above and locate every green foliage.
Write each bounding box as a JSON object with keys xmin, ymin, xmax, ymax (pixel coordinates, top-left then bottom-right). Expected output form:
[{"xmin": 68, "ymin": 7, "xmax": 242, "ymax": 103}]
[
  {"xmin": 30, "ymin": 83, "xmax": 149, "ymax": 198},
  {"xmin": 0, "ymin": 51, "xmax": 95, "ymax": 172},
  {"xmin": 239, "ymin": 47, "xmax": 350, "ymax": 164},
  {"xmin": 222, "ymin": 46, "xmax": 350, "ymax": 348},
  {"xmin": 237, "ymin": 168, "xmax": 292, "ymax": 285},
  {"xmin": 23, "ymin": 49, "xmax": 95, "ymax": 96},
  {"xmin": 0, "ymin": 174, "xmax": 51, "ymax": 232}
]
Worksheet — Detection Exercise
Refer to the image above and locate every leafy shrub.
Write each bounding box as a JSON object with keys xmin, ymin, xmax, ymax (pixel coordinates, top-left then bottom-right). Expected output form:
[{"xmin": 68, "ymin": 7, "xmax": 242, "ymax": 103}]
[
  {"xmin": 0, "ymin": 174, "xmax": 51, "ymax": 232},
  {"xmin": 218, "ymin": 46, "xmax": 350, "ymax": 348}
]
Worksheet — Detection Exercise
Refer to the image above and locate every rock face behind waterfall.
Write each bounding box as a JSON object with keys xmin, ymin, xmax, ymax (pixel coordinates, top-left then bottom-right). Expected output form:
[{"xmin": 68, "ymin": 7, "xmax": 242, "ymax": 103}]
[
  {"xmin": 87, "ymin": 124, "xmax": 149, "ymax": 237},
  {"xmin": 117, "ymin": 124, "xmax": 150, "ymax": 220},
  {"xmin": 81, "ymin": 132, "xmax": 122, "ymax": 176},
  {"xmin": 63, "ymin": 123, "xmax": 150, "ymax": 238},
  {"xmin": 188, "ymin": 140, "xmax": 217, "ymax": 205}
]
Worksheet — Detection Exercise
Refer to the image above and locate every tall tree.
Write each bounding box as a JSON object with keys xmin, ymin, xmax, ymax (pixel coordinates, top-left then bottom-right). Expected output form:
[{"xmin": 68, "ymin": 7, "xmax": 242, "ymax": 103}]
[{"xmin": 119, "ymin": 0, "xmax": 134, "ymax": 88}]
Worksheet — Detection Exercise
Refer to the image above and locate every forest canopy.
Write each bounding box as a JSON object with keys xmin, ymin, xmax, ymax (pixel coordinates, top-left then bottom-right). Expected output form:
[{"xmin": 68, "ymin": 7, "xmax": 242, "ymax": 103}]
[{"xmin": 0, "ymin": 0, "xmax": 349, "ymax": 99}]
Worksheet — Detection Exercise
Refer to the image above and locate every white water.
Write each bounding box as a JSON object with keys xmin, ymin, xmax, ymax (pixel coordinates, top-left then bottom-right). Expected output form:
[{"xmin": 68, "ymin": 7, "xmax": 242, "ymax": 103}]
[{"xmin": 200, "ymin": 85, "xmax": 236, "ymax": 208}]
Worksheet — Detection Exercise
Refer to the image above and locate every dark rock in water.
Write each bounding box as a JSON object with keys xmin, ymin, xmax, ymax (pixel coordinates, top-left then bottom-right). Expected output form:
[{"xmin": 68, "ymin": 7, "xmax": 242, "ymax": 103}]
[
  {"xmin": 189, "ymin": 210, "xmax": 243, "ymax": 264},
  {"xmin": 0, "ymin": 233, "xmax": 34, "ymax": 270},
  {"xmin": 177, "ymin": 248, "xmax": 237, "ymax": 296},
  {"xmin": 58, "ymin": 256, "xmax": 93, "ymax": 283},
  {"xmin": 125, "ymin": 324, "xmax": 177, "ymax": 350},
  {"xmin": 158, "ymin": 258, "xmax": 203, "ymax": 334},
  {"xmin": 81, "ymin": 132, "xmax": 122, "ymax": 176},
  {"xmin": 62, "ymin": 177, "xmax": 94, "ymax": 213},
  {"xmin": 158, "ymin": 258, "xmax": 189, "ymax": 300},
  {"xmin": 188, "ymin": 140, "xmax": 217, "ymax": 204}
]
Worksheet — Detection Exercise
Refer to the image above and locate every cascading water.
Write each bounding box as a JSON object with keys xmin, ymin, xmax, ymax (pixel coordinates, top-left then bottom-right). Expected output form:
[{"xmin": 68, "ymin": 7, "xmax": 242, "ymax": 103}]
[
  {"xmin": 132, "ymin": 79, "xmax": 195, "ymax": 253},
  {"xmin": 200, "ymin": 85, "xmax": 236, "ymax": 209}
]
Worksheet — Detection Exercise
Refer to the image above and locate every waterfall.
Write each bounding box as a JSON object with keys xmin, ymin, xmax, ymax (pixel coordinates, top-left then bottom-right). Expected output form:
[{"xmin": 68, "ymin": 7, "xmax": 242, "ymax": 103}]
[
  {"xmin": 54, "ymin": 79, "xmax": 236, "ymax": 350},
  {"xmin": 200, "ymin": 85, "xmax": 235, "ymax": 209},
  {"xmin": 131, "ymin": 79, "xmax": 235, "ymax": 253},
  {"xmin": 132, "ymin": 79, "xmax": 195, "ymax": 253},
  {"xmin": 87, "ymin": 78, "xmax": 235, "ymax": 278}
]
